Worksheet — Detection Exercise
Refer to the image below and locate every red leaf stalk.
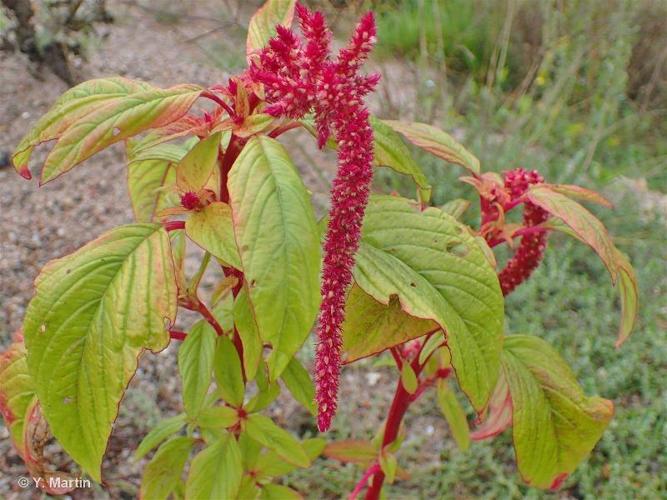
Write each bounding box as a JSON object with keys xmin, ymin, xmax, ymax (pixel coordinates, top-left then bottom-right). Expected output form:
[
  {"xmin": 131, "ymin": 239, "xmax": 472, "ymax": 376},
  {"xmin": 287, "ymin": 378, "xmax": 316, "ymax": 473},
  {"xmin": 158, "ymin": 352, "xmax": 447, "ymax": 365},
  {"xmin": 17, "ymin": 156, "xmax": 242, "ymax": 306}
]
[
  {"xmin": 249, "ymin": 3, "xmax": 379, "ymax": 431},
  {"xmin": 497, "ymin": 168, "xmax": 548, "ymax": 295}
]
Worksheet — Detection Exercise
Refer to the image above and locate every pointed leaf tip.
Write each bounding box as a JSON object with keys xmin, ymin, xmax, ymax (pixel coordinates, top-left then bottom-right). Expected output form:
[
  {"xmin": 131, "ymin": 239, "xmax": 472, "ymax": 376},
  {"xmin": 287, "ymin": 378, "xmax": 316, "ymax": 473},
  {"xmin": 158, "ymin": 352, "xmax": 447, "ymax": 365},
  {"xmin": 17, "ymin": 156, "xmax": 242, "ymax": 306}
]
[{"xmin": 18, "ymin": 165, "xmax": 32, "ymax": 180}]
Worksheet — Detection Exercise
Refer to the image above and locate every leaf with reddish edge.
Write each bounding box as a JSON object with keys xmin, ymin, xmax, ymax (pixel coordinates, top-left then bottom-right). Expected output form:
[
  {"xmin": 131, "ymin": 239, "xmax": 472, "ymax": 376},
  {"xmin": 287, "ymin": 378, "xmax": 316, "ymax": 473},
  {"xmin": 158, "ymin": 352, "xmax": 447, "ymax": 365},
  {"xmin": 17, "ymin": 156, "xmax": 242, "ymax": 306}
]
[
  {"xmin": 613, "ymin": 248, "xmax": 639, "ymax": 347},
  {"xmin": 502, "ymin": 335, "xmax": 614, "ymax": 490},
  {"xmin": 353, "ymin": 196, "xmax": 504, "ymax": 413},
  {"xmin": 11, "ymin": 77, "xmax": 153, "ymax": 178},
  {"xmin": 384, "ymin": 120, "xmax": 480, "ymax": 175},
  {"xmin": 246, "ymin": 0, "xmax": 297, "ymax": 57},
  {"xmin": 342, "ymin": 284, "xmax": 438, "ymax": 363},
  {"xmin": 547, "ymin": 184, "xmax": 613, "ymax": 208},
  {"xmin": 0, "ymin": 333, "xmax": 34, "ymax": 449},
  {"xmin": 541, "ymin": 216, "xmax": 639, "ymax": 345},
  {"xmin": 470, "ymin": 371, "xmax": 512, "ymax": 441},
  {"xmin": 526, "ymin": 184, "xmax": 619, "ymax": 281},
  {"xmin": 140, "ymin": 436, "xmax": 195, "ymax": 500},
  {"xmin": 23, "ymin": 224, "xmax": 178, "ymax": 481},
  {"xmin": 36, "ymin": 83, "xmax": 202, "ymax": 184}
]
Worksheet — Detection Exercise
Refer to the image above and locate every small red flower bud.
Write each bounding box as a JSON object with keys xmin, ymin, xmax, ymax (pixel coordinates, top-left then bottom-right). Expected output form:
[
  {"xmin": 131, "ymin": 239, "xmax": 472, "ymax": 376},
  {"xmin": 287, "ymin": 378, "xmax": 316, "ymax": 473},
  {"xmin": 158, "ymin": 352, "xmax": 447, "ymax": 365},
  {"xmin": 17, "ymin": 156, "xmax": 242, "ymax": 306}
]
[{"xmin": 180, "ymin": 191, "xmax": 201, "ymax": 210}]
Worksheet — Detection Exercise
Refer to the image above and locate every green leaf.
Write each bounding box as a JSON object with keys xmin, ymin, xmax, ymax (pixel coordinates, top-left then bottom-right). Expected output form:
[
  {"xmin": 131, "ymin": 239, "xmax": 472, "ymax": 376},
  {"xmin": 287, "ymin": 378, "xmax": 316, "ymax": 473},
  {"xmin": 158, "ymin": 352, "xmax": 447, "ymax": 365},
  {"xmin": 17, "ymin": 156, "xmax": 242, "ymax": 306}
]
[
  {"xmin": 135, "ymin": 414, "xmax": 186, "ymax": 460},
  {"xmin": 379, "ymin": 448, "xmax": 397, "ymax": 484},
  {"xmin": 196, "ymin": 406, "xmax": 239, "ymax": 430},
  {"xmin": 140, "ymin": 436, "xmax": 194, "ymax": 500},
  {"xmin": 186, "ymin": 202, "xmax": 242, "ymax": 268},
  {"xmin": 353, "ymin": 196, "xmax": 504, "ymax": 411},
  {"xmin": 228, "ymin": 136, "xmax": 320, "ymax": 380},
  {"xmin": 12, "ymin": 77, "xmax": 153, "ymax": 177},
  {"xmin": 179, "ymin": 322, "xmax": 217, "ymax": 417},
  {"xmin": 0, "ymin": 337, "xmax": 35, "ymax": 449},
  {"xmin": 261, "ymin": 484, "xmax": 302, "ymax": 499},
  {"xmin": 127, "ymin": 155, "xmax": 179, "ymax": 222},
  {"xmin": 244, "ymin": 414, "xmax": 310, "ymax": 467},
  {"xmin": 370, "ymin": 117, "xmax": 432, "ymax": 203},
  {"xmin": 400, "ymin": 364, "xmax": 418, "ymax": 394},
  {"xmin": 37, "ymin": 84, "xmax": 202, "ymax": 183},
  {"xmin": 527, "ymin": 184, "xmax": 619, "ymax": 280},
  {"xmin": 323, "ymin": 439, "xmax": 377, "ymax": 465},
  {"xmin": 503, "ymin": 335, "xmax": 614, "ymax": 489},
  {"xmin": 436, "ymin": 380, "xmax": 470, "ymax": 451},
  {"xmin": 23, "ymin": 224, "xmax": 177, "ymax": 480},
  {"xmin": 281, "ymin": 358, "xmax": 316, "ymax": 415},
  {"xmin": 176, "ymin": 132, "xmax": 221, "ymax": 192},
  {"xmin": 342, "ymin": 284, "xmax": 438, "ymax": 362},
  {"xmin": 440, "ymin": 199, "xmax": 471, "ymax": 220},
  {"xmin": 186, "ymin": 433, "xmax": 243, "ymax": 500},
  {"xmin": 255, "ymin": 437, "xmax": 324, "ymax": 478},
  {"xmin": 214, "ymin": 336, "xmax": 245, "ymax": 407},
  {"xmin": 233, "ymin": 284, "xmax": 263, "ymax": 381},
  {"xmin": 246, "ymin": 0, "xmax": 296, "ymax": 56},
  {"xmin": 418, "ymin": 331, "xmax": 445, "ymax": 365},
  {"xmin": 246, "ymin": 364, "xmax": 280, "ymax": 412},
  {"xmin": 384, "ymin": 120, "xmax": 480, "ymax": 174}
]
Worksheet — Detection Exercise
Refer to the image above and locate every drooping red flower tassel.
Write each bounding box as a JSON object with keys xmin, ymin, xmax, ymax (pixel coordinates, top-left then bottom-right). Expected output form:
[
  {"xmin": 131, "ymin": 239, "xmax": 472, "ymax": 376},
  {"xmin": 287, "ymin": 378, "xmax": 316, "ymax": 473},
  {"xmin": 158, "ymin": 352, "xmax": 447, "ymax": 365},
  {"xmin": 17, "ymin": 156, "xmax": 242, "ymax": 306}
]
[
  {"xmin": 249, "ymin": 3, "xmax": 378, "ymax": 431},
  {"xmin": 498, "ymin": 168, "xmax": 548, "ymax": 295}
]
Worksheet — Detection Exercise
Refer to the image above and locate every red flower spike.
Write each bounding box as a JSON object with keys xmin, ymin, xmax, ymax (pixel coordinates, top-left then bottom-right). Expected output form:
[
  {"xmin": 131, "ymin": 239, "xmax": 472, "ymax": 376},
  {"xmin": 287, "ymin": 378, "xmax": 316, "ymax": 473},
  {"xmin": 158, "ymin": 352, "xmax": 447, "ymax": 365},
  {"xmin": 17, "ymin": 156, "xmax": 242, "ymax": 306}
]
[
  {"xmin": 497, "ymin": 168, "xmax": 548, "ymax": 295},
  {"xmin": 248, "ymin": 2, "xmax": 379, "ymax": 431}
]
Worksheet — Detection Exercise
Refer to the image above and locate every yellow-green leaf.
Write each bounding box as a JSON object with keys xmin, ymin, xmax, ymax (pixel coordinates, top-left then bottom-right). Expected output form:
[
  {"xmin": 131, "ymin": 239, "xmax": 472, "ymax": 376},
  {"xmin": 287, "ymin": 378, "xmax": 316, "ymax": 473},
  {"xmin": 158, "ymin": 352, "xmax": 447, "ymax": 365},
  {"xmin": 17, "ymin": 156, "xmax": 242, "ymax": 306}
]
[
  {"xmin": 36, "ymin": 83, "xmax": 202, "ymax": 183},
  {"xmin": 244, "ymin": 414, "xmax": 310, "ymax": 467},
  {"xmin": 127, "ymin": 142, "xmax": 185, "ymax": 222},
  {"xmin": 23, "ymin": 224, "xmax": 177, "ymax": 480},
  {"xmin": 186, "ymin": 433, "xmax": 243, "ymax": 500},
  {"xmin": 436, "ymin": 380, "xmax": 470, "ymax": 451},
  {"xmin": 246, "ymin": 0, "xmax": 297, "ymax": 56},
  {"xmin": 353, "ymin": 196, "xmax": 504, "ymax": 411},
  {"xmin": 196, "ymin": 406, "xmax": 239, "ymax": 430},
  {"xmin": 232, "ymin": 284, "xmax": 262, "ymax": 381},
  {"xmin": 176, "ymin": 132, "xmax": 221, "ymax": 192},
  {"xmin": 503, "ymin": 335, "xmax": 614, "ymax": 490},
  {"xmin": 140, "ymin": 436, "xmax": 194, "ymax": 500},
  {"xmin": 12, "ymin": 77, "xmax": 153, "ymax": 177},
  {"xmin": 0, "ymin": 336, "xmax": 35, "ymax": 449},
  {"xmin": 134, "ymin": 414, "xmax": 186, "ymax": 460},
  {"xmin": 281, "ymin": 358, "xmax": 316, "ymax": 415},
  {"xmin": 323, "ymin": 439, "xmax": 377, "ymax": 465},
  {"xmin": 371, "ymin": 117, "xmax": 432, "ymax": 203},
  {"xmin": 400, "ymin": 363, "xmax": 418, "ymax": 394},
  {"xmin": 384, "ymin": 120, "xmax": 480, "ymax": 174},
  {"xmin": 342, "ymin": 284, "xmax": 437, "ymax": 362},
  {"xmin": 261, "ymin": 484, "xmax": 302, "ymax": 499},
  {"xmin": 178, "ymin": 322, "xmax": 216, "ymax": 418},
  {"xmin": 214, "ymin": 336, "xmax": 245, "ymax": 407},
  {"xmin": 613, "ymin": 249, "xmax": 638, "ymax": 347},
  {"xmin": 185, "ymin": 202, "xmax": 242, "ymax": 268},
  {"xmin": 228, "ymin": 136, "xmax": 320, "ymax": 380},
  {"xmin": 379, "ymin": 448, "xmax": 397, "ymax": 484}
]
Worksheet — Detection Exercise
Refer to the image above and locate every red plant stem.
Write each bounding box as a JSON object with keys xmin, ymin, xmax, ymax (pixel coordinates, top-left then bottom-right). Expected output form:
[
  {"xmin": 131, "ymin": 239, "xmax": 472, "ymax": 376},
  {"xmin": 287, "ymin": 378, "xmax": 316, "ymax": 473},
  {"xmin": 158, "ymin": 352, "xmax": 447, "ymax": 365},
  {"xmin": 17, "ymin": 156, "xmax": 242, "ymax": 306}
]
[
  {"xmin": 389, "ymin": 347, "xmax": 403, "ymax": 368},
  {"xmin": 201, "ymin": 90, "xmax": 236, "ymax": 118},
  {"xmin": 163, "ymin": 220, "xmax": 185, "ymax": 232},
  {"xmin": 364, "ymin": 353, "xmax": 424, "ymax": 500},
  {"xmin": 349, "ymin": 463, "xmax": 381, "ymax": 500},
  {"xmin": 268, "ymin": 121, "xmax": 303, "ymax": 138},
  {"xmin": 169, "ymin": 330, "xmax": 187, "ymax": 341},
  {"xmin": 219, "ymin": 134, "xmax": 242, "ymax": 203},
  {"xmin": 181, "ymin": 298, "xmax": 225, "ymax": 337}
]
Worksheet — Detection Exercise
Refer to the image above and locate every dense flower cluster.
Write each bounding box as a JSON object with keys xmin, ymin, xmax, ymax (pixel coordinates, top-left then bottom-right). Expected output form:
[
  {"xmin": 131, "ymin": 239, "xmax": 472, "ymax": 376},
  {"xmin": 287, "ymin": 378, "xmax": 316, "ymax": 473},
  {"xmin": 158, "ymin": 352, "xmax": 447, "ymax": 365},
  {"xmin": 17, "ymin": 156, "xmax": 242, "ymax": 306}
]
[
  {"xmin": 497, "ymin": 168, "xmax": 548, "ymax": 295},
  {"xmin": 249, "ymin": 3, "xmax": 379, "ymax": 431}
]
